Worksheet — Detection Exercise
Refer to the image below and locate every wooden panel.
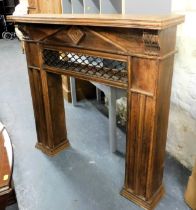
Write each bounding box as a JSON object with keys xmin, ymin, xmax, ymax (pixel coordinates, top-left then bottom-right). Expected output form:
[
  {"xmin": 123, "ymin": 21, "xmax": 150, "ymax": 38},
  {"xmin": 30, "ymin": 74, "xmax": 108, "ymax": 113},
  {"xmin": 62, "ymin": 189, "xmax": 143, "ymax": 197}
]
[
  {"xmin": 30, "ymin": 25, "xmax": 163, "ymax": 58},
  {"xmin": 25, "ymin": 43, "xmax": 40, "ymax": 67},
  {"xmin": 22, "ymin": 39, "xmax": 43, "ymax": 140},
  {"xmin": 28, "ymin": 0, "xmax": 62, "ymax": 14},
  {"xmin": 28, "ymin": 68, "xmax": 47, "ymax": 145},
  {"xmin": 122, "ymin": 55, "xmax": 176, "ymax": 209},
  {"xmin": 19, "ymin": 24, "xmax": 66, "ymax": 42},
  {"xmin": 25, "ymin": 43, "xmax": 70, "ymax": 155},
  {"xmin": 37, "ymin": 69, "xmax": 70, "ymax": 154},
  {"xmin": 96, "ymin": 27, "xmax": 145, "ymax": 55},
  {"xmin": 28, "ymin": 0, "xmax": 39, "ymax": 14},
  {"xmin": 159, "ymin": 26, "xmax": 177, "ymax": 56},
  {"xmin": 46, "ymin": 72, "xmax": 67, "ymax": 146},
  {"xmin": 37, "ymin": 0, "xmax": 62, "ymax": 13},
  {"xmin": 131, "ymin": 58, "xmax": 158, "ymax": 95},
  {"xmin": 125, "ymin": 92, "xmax": 155, "ymax": 197},
  {"xmin": 31, "ymin": 25, "xmax": 167, "ymax": 58},
  {"xmin": 148, "ymin": 55, "xmax": 175, "ymax": 198},
  {"xmin": 41, "ymin": 26, "xmax": 130, "ymax": 55}
]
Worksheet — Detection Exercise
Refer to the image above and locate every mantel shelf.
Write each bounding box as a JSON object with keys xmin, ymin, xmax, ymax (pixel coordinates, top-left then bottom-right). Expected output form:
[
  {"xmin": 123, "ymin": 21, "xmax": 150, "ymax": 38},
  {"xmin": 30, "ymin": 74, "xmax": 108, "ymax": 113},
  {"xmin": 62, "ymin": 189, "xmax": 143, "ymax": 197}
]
[{"xmin": 7, "ymin": 14, "xmax": 184, "ymax": 30}]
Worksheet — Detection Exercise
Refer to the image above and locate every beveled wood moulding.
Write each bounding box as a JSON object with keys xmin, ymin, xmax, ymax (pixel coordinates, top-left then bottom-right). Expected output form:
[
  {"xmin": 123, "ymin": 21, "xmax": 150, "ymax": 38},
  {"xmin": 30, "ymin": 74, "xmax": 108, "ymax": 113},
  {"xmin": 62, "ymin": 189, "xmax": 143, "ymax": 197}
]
[{"xmin": 8, "ymin": 14, "xmax": 184, "ymax": 210}]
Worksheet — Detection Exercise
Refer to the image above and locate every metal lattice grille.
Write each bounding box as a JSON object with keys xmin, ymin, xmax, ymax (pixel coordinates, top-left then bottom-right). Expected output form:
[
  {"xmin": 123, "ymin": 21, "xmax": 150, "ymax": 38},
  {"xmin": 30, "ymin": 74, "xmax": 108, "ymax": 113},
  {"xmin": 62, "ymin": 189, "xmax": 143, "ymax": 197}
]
[{"xmin": 43, "ymin": 49, "xmax": 128, "ymax": 84}]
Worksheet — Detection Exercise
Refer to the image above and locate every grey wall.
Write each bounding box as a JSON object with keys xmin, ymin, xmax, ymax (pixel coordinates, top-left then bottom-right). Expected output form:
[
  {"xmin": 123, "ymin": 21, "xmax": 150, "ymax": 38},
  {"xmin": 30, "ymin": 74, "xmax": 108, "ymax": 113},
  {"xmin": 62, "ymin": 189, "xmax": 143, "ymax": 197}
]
[
  {"xmin": 85, "ymin": 0, "xmax": 100, "ymax": 14},
  {"xmin": 72, "ymin": 0, "xmax": 84, "ymax": 13},
  {"xmin": 101, "ymin": 0, "xmax": 122, "ymax": 14},
  {"xmin": 62, "ymin": 0, "xmax": 72, "ymax": 13},
  {"xmin": 125, "ymin": 0, "xmax": 171, "ymax": 15}
]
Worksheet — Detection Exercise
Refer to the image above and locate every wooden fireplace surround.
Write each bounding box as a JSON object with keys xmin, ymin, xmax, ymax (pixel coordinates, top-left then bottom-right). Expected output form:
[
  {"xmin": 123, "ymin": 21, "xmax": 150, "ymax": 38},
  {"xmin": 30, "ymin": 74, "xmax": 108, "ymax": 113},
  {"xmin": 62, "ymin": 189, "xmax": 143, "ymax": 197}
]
[{"xmin": 8, "ymin": 14, "xmax": 184, "ymax": 210}]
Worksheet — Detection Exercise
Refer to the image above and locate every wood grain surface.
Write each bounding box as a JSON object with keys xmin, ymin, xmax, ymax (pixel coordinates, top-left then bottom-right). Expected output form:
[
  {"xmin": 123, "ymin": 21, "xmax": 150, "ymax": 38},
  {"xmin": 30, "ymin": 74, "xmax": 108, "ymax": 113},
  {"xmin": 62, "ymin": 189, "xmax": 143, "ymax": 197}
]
[
  {"xmin": 7, "ymin": 14, "xmax": 184, "ymax": 29},
  {"xmin": 13, "ymin": 15, "xmax": 184, "ymax": 209}
]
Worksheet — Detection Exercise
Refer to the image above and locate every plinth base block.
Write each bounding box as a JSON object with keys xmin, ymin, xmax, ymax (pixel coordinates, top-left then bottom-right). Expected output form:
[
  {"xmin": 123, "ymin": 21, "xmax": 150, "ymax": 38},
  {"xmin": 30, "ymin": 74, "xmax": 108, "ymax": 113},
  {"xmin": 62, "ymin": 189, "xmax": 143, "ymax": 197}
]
[
  {"xmin": 35, "ymin": 140, "xmax": 70, "ymax": 156},
  {"xmin": 120, "ymin": 185, "xmax": 165, "ymax": 210}
]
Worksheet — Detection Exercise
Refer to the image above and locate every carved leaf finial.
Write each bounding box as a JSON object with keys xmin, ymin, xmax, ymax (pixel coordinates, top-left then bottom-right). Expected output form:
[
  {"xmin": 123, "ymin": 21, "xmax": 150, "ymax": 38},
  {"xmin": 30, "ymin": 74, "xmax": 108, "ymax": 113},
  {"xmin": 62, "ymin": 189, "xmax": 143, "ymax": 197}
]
[{"xmin": 143, "ymin": 32, "xmax": 160, "ymax": 56}]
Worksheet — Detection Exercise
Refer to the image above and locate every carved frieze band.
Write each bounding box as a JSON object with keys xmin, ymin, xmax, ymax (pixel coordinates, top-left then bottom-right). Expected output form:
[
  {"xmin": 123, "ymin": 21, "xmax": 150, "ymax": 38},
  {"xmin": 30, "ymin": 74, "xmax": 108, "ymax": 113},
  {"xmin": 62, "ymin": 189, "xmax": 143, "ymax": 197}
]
[
  {"xmin": 21, "ymin": 24, "xmax": 161, "ymax": 58},
  {"xmin": 143, "ymin": 32, "xmax": 160, "ymax": 56}
]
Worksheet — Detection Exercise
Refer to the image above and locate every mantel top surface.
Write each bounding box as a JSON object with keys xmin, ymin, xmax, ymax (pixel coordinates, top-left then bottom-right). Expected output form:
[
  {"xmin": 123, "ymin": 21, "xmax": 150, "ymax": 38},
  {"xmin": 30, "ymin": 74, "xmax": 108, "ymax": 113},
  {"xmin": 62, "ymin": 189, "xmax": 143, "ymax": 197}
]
[{"xmin": 7, "ymin": 14, "xmax": 184, "ymax": 30}]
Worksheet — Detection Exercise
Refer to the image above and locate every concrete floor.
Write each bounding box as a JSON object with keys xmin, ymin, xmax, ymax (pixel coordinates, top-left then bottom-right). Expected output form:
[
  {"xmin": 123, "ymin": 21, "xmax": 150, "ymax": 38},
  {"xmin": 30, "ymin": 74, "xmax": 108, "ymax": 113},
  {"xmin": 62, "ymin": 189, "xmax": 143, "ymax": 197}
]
[{"xmin": 0, "ymin": 39, "xmax": 191, "ymax": 210}]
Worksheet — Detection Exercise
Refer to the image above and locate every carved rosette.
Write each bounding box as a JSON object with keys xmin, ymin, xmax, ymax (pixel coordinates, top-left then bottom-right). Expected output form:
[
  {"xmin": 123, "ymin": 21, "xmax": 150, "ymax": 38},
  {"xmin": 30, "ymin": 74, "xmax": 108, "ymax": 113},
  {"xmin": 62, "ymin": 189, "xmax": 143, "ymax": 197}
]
[{"xmin": 143, "ymin": 31, "xmax": 160, "ymax": 56}]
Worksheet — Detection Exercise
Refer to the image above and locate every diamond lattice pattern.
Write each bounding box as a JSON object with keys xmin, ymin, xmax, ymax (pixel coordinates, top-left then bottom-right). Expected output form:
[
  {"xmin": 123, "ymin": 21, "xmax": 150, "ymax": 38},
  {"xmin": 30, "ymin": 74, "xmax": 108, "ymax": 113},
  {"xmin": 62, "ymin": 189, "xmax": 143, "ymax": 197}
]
[{"xmin": 43, "ymin": 49, "xmax": 128, "ymax": 84}]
